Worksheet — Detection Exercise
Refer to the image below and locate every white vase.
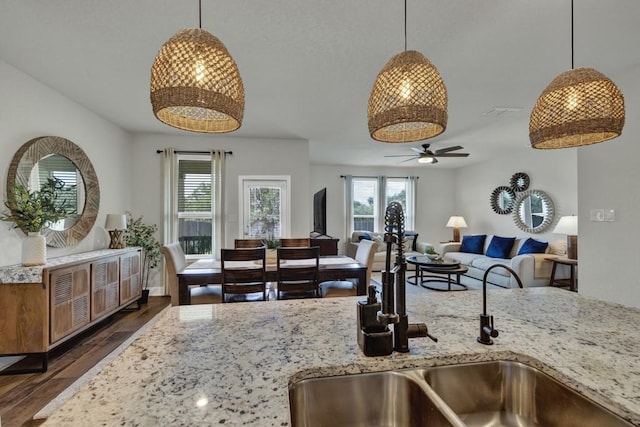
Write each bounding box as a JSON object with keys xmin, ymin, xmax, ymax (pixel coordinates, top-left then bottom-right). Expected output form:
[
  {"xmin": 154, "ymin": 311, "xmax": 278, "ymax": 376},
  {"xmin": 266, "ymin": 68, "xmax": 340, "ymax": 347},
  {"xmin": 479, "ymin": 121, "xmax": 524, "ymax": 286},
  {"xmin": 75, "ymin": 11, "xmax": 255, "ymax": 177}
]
[
  {"xmin": 22, "ymin": 232, "xmax": 46, "ymax": 266},
  {"xmin": 266, "ymin": 248, "xmax": 277, "ymax": 264}
]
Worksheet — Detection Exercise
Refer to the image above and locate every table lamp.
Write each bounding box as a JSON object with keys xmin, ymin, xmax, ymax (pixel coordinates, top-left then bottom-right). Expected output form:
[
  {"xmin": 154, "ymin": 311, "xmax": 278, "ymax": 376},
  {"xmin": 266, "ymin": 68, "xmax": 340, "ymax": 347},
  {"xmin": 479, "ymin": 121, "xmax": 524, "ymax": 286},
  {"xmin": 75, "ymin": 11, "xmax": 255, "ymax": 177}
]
[
  {"xmin": 105, "ymin": 214, "xmax": 127, "ymax": 249},
  {"xmin": 446, "ymin": 216, "xmax": 467, "ymax": 242},
  {"xmin": 553, "ymin": 215, "xmax": 578, "ymax": 260}
]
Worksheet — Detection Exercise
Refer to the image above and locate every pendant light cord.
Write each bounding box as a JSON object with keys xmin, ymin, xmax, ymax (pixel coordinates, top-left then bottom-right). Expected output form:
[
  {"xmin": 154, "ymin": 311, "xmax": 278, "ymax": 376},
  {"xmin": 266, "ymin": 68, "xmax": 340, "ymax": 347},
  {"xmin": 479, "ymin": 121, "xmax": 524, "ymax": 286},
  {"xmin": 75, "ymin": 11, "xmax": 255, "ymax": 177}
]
[
  {"xmin": 570, "ymin": 0, "xmax": 574, "ymax": 69},
  {"xmin": 199, "ymin": 0, "xmax": 202, "ymax": 29},
  {"xmin": 404, "ymin": 0, "xmax": 407, "ymax": 51}
]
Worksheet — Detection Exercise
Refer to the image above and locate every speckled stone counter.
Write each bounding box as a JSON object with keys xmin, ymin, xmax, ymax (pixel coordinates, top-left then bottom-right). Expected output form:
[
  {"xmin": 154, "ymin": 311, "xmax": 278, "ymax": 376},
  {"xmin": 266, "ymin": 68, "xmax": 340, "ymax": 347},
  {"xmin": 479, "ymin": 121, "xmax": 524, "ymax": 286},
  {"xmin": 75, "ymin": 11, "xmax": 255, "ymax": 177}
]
[
  {"xmin": 0, "ymin": 248, "xmax": 136, "ymax": 284},
  {"xmin": 43, "ymin": 288, "xmax": 640, "ymax": 426}
]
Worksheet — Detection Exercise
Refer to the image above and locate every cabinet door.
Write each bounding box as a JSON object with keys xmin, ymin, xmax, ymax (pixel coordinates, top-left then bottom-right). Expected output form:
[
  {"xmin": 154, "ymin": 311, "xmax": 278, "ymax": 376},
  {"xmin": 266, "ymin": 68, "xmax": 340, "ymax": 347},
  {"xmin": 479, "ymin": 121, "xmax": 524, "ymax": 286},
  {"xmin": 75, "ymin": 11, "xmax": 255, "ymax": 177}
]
[
  {"xmin": 120, "ymin": 251, "xmax": 141, "ymax": 305},
  {"xmin": 91, "ymin": 256, "xmax": 120, "ymax": 319},
  {"xmin": 50, "ymin": 263, "xmax": 90, "ymax": 344}
]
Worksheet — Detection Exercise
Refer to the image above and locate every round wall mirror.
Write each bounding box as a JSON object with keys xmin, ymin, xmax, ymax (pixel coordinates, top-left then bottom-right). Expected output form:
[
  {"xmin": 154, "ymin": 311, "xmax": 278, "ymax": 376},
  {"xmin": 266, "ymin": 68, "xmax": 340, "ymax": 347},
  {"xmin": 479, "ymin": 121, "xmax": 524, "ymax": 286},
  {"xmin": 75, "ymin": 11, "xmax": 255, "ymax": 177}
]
[
  {"xmin": 512, "ymin": 189, "xmax": 554, "ymax": 233},
  {"xmin": 510, "ymin": 172, "xmax": 530, "ymax": 192},
  {"xmin": 7, "ymin": 136, "xmax": 99, "ymax": 247},
  {"xmin": 490, "ymin": 186, "xmax": 516, "ymax": 214}
]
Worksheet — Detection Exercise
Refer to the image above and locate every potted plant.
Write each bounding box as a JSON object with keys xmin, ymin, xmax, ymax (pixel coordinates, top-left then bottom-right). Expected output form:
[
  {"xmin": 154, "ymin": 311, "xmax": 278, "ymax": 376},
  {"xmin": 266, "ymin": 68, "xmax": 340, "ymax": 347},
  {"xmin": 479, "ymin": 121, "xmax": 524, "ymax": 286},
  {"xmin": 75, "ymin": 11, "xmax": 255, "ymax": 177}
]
[
  {"xmin": 424, "ymin": 247, "xmax": 440, "ymax": 261},
  {"xmin": 123, "ymin": 212, "xmax": 161, "ymax": 304},
  {"xmin": 1, "ymin": 178, "xmax": 69, "ymax": 265}
]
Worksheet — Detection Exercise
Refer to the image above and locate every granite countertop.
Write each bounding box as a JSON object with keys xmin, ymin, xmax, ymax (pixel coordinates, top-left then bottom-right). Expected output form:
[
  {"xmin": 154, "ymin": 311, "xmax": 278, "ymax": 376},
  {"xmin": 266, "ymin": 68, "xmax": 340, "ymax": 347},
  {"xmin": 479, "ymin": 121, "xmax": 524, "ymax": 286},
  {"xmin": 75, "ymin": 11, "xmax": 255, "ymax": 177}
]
[{"xmin": 43, "ymin": 288, "xmax": 640, "ymax": 426}]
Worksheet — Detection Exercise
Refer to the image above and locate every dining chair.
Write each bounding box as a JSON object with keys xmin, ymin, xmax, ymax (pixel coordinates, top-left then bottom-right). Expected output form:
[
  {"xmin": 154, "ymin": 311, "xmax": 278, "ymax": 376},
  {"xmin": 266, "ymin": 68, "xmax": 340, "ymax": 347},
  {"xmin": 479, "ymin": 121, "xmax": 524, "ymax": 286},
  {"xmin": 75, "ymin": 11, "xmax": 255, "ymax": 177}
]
[
  {"xmin": 161, "ymin": 243, "xmax": 222, "ymax": 305},
  {"xmin": 279, "ymin": 238, "xmax": 311, "ymax": 248},
  {"xmin": 276, "ymin": 246, "xmax": 320, "ymax": 300},
  {"xmin": 234, "ymin": 238, "xmax": 265, "ymax": 249},
  {"xmin": 320, "ymin": 239, "xmax": 378, "ymax": 298},
  {"xmin": 221, "ymin": 247, "xmax": 267, "ymax": 302}
]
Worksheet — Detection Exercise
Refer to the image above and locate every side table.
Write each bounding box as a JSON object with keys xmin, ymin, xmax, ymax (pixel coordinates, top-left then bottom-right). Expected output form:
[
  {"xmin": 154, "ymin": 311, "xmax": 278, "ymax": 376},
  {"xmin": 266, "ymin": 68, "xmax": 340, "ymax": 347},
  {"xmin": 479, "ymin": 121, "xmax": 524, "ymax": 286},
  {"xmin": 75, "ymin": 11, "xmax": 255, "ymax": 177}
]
[{"xmin": 546, "ymin": 257, "xmax": 578, "ymax": 292}]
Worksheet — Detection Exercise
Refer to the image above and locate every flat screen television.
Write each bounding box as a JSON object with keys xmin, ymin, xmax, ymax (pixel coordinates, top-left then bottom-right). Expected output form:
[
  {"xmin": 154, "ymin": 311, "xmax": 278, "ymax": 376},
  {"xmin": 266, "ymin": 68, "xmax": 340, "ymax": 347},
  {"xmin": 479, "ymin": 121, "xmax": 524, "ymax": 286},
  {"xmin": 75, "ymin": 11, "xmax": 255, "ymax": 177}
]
[{"xmin": 313, "ymin": 188, "xmax": 327, "ymax": 236}]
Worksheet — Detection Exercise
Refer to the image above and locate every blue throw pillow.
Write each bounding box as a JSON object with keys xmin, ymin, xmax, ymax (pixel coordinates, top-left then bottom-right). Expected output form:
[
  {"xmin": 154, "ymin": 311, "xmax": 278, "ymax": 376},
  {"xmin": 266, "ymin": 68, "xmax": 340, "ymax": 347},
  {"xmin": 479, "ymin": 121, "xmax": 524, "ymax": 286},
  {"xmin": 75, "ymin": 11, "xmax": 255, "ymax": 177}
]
[
  {"xmin": 486, "ymin": 236, "xmax": 516, "ymax": 259},
  {"xmin": 358, "ymin": 233, "xmax": 372, "ymax": 241},
  {"xmin": 459, "ymin": 234, "xmax": 486, "ymax": 254},
  {"xmin": 518, "ymin": 238, "xmax": 548, "ymax": 255}
]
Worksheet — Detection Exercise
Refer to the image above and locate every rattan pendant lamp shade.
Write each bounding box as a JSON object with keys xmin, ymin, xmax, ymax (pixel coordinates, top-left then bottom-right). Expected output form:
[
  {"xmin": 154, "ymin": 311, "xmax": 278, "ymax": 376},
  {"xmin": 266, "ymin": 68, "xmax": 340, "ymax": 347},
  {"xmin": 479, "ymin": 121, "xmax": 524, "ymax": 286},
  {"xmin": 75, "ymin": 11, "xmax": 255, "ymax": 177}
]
[
  {"xmin": 367, "ymin": 1, "xmax": 447, "ymax": 143},
  {"xmin": 150, "ymin": 2, "xmax": 244, "ymax": 133},
  {"xmin": 529, "ymin": 1, "xmax": 624, "ymax": 149}
]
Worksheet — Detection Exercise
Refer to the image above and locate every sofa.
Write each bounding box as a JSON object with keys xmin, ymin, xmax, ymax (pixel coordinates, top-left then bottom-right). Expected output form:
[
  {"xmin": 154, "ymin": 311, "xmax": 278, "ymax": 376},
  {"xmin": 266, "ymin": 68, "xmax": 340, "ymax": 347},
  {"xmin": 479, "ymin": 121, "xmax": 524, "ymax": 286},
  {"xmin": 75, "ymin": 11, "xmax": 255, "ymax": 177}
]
[
  {"xmin": 347, "ymin": 230, "xmax": 433, "ymax": 272},
  {"xmin": 439, "ymin": 234, "xmax": 569, "ymax": 288}
]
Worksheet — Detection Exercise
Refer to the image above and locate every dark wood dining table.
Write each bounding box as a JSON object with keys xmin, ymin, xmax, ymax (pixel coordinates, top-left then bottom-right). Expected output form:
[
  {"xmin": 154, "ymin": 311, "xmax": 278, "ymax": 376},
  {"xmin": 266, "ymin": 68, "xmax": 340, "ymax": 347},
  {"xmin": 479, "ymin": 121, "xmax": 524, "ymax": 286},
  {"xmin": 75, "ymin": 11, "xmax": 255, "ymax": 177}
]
[{"xmin": 176, "ymin": 255, "xmax": 367, "ymax": 305}]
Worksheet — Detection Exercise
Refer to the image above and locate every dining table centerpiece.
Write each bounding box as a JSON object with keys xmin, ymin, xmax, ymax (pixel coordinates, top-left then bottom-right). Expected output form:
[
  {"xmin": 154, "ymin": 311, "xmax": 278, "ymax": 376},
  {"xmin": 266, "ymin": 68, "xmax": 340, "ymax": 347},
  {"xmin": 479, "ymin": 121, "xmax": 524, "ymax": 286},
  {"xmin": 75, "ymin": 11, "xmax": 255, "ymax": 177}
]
[{"xmin": 0, "ymin": 178, "xmax": 69, "ymax": 266}]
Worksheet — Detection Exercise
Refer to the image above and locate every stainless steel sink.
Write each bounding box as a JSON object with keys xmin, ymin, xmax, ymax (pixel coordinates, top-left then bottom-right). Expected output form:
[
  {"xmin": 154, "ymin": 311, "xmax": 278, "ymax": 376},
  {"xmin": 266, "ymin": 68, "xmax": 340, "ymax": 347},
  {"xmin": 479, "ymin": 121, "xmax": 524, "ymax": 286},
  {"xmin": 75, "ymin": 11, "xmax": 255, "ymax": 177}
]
[
  {"xmin": 289, "ymin": 370, "xmax": 461, "ymax": 427},
  {"xmin": 422, "ymin": 360, "xmax": 634, "ymax": 427},
  {"xmin": 289, "ymin": 361, "xmax": 634, "ymax": 427}
]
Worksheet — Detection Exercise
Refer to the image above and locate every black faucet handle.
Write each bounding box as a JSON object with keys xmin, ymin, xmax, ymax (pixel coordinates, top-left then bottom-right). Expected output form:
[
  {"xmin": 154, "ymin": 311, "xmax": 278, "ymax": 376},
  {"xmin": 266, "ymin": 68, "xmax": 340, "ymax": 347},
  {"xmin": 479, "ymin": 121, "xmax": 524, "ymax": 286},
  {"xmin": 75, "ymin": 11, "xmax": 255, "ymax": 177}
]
[{"xmin": 489, "ymin": 315, "xmax": 499, "ymax": 338}]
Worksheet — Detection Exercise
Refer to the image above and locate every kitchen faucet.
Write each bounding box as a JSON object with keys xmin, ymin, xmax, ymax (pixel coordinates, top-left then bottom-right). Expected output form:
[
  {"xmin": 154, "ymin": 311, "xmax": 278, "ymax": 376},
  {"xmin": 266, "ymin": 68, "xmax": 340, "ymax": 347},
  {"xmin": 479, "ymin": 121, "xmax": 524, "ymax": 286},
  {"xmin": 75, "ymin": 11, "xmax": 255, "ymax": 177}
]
[
  {"xmin": 357, "ymin": 202, "xmax": 436, "ymax": 356},
  {"xmin": 478, "ymin": 264, "xmax": 523, "ymax": 345}
]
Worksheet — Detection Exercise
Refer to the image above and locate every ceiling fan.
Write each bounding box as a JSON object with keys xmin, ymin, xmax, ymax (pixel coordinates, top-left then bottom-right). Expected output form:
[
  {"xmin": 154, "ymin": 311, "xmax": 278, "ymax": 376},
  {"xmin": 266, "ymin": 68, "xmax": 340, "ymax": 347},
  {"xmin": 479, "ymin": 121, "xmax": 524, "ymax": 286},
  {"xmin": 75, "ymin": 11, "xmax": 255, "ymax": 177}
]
[{"xmin": 384, "ymin": 143, "xmax": 470, "ymax": 164}]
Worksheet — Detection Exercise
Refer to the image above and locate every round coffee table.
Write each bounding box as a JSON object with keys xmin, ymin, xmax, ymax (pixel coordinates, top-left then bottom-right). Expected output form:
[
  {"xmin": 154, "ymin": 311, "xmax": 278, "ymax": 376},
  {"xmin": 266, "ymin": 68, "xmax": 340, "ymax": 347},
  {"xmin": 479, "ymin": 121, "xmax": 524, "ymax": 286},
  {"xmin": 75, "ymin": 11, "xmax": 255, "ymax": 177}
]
[{"xmin": 406, "ymin": 256, "xmax": 468, "ymax": 291}]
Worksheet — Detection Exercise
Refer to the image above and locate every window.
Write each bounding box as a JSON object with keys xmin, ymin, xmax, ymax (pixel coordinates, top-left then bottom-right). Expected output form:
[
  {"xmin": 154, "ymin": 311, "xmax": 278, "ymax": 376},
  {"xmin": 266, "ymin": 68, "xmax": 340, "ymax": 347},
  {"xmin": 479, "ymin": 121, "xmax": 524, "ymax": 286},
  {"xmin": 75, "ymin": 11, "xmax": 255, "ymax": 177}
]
[
  {"xmin": 239, "ymin": 176, "xmax": 290, "ymax": 239},
  {"xmin": 352, "ymin": 178, "xmax": 378, "ymax": 232},
  {"xmin": 347, "ymin": 176, "xmax": 416, "ymax": 233},
  {"xmin": 177, "ymin": 154, "xmax": 213, "ymax": 256}
]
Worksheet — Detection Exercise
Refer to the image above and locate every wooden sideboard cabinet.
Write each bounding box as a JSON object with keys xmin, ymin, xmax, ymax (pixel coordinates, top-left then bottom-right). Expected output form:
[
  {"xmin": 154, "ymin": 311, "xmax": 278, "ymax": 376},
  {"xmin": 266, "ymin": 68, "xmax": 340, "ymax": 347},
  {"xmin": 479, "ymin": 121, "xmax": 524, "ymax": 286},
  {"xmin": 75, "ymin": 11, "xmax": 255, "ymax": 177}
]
[
  {"xmin": 310, "ymin": 237, "xmax": 339, "ymax": 256},
  {"xmin": 0, "ymin": 248, "xmax": 141, "ymax": 373}
]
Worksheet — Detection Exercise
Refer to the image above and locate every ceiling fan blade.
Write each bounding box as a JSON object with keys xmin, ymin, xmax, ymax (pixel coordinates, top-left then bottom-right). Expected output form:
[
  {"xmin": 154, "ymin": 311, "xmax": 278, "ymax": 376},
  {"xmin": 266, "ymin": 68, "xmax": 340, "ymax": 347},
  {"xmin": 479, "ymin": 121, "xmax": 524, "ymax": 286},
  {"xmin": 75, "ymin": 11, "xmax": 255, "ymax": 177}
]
[
  {"xmin": 410, "ymin": 147, "xmax": 424, "ymax": 154},
  {"xmin": 400, "ymin": 157, "xmax": 418, "ymax": 163},
  {"xmin": 436, "ymin": 152, "xmax": 470, "ymax": 157},
  {"xmin": 434, "ymin": 145, "xmax": 464, "ymax": 154},
  {"xmin": 384, "ymin": 154, "xmax": 418, "ymax": 158}
]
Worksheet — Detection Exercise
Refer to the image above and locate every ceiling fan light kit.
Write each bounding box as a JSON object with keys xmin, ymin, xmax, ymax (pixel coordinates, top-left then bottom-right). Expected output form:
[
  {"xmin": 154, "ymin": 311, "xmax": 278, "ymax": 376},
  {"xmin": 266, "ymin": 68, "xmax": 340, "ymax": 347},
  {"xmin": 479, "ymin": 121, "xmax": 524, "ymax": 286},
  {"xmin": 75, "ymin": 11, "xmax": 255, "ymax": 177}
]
[
  {"xmin": 150, "ymin": 2, "xmax": 245, "ymax": 133},
  {"xmin": 529, "ymin": 0, "xmax": 625, "ymax": 149}
]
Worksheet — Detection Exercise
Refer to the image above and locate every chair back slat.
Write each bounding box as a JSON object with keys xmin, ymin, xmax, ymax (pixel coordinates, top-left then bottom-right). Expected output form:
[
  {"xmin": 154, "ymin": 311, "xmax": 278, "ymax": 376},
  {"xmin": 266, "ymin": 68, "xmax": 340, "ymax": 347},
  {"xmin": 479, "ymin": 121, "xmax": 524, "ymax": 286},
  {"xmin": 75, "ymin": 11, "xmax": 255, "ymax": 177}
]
[
  {"xmin": 234, "ymin": 239, "xmax": 265, "ymax": 249},
  {"xmin": 279, "ymin": 238, "xmax": 311, "ymax": 248}
]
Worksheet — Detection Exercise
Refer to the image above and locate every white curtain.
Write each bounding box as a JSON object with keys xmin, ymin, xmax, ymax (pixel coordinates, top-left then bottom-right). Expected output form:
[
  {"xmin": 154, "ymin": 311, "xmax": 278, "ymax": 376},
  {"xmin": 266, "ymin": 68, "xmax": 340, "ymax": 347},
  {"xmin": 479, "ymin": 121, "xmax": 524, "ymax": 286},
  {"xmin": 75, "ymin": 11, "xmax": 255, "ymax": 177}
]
[
  {"xmin": 405, "ymin": 176, "xmax": 417, "ymax": 231},
  {"xmin": 377, "ymin": 176, "xmax": 386, "ymax": 232},
  {"xmin": 211, "ymin": 150, "xmax": 225, "ymax": 260},
  {"xmin": 162, "ymin": 148, "xmax": 178, "ymax": 296},
  {"xmin": 343, "ymin": 175, "xmax": 353, "ymax": 243}
]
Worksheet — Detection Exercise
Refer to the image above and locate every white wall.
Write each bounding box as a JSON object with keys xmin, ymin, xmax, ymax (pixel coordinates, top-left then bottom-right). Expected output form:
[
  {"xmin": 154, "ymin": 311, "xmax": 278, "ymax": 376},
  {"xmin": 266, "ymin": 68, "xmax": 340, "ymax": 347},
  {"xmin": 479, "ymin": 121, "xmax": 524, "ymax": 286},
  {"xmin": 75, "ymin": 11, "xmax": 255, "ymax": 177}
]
[
  {"xmin": 454, "ymin": 149, "xmax": 578, "ymax": 242},
  {"xmin": 0, "ymin": 60, "xmax": 133, "ymax": 266},
  {"xmin": 310, "ymin": 164, "xmax": 457, "ymax": 253},
  {"xmin": 131, "ymin": 133, "xmax": 311, "ymax": 293},
  {"xmin": 577, "ymin": 65, "xmax": 640, "ymax": 308}
]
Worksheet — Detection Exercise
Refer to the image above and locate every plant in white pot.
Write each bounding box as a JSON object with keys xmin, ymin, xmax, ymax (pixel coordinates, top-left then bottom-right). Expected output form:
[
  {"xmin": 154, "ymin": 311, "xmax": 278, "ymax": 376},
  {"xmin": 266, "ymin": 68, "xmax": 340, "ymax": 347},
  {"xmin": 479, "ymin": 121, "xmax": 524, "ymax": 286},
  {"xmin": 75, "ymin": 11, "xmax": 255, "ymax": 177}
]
[
  {"xmin": 123, "ymin": 212, "xmax": 161, "ymax": 304},
  {"xmin": 0, "ymin": 178, "xmax": 68, "ymax": 266}
]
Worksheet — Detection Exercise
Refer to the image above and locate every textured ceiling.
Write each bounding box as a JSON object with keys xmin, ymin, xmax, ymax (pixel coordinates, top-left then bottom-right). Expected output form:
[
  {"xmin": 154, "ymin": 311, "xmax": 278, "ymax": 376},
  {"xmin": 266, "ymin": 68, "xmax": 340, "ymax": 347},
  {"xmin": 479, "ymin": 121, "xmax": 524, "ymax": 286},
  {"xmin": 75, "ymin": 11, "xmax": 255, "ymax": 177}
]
[{"xmin": 1, "ymin": 0, "xmax": 638, "ymax": 168}]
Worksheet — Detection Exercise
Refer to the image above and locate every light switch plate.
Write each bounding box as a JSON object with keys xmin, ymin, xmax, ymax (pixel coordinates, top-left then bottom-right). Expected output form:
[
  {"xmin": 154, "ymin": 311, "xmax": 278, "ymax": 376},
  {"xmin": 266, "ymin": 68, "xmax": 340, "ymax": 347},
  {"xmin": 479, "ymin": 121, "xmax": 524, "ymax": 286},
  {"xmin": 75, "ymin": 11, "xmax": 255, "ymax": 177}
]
[
  {"xmin": 590, "ymin": 209, "xmax": 605, "ymax": 221},
  {"xmin": 605, "ymin": 209, "xmax": 616, "ymax": 222}
]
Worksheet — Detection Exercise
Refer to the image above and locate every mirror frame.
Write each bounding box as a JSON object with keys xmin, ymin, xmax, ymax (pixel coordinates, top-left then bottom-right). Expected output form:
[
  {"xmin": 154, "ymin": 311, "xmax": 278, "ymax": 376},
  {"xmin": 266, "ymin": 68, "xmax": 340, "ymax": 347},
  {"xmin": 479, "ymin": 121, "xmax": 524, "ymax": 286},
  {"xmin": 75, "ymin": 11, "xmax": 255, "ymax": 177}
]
[
  {"xmin": 490, "ymin": 186, "xmax": 516, "ymax": 215},
  {"xmin": 512, "ymin": 189, "xmax": 554, "ymax": 234},
  {"xmin": 510, "ymin": 172, "xmax": 530, "ymax": 192},
  {"xmin": 7, "ymin": 136, "xmax": 100, "ymax": 247}
]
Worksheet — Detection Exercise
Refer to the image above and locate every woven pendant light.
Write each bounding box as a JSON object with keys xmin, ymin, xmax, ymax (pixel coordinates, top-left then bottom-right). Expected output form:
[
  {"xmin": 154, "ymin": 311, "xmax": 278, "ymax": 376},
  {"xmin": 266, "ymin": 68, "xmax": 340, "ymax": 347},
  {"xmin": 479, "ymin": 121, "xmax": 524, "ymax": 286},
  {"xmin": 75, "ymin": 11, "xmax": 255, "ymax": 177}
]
[
  {"xmin": 150, "ymin": 2, "xmax": 244, "ymax": 133},
  {"xmin": 367, "ymin": 1, "xmax": 447, "ymax": 143},
  {"xmin": 529, "ymin": 1, "xmax": 624, "ymax": 149}
]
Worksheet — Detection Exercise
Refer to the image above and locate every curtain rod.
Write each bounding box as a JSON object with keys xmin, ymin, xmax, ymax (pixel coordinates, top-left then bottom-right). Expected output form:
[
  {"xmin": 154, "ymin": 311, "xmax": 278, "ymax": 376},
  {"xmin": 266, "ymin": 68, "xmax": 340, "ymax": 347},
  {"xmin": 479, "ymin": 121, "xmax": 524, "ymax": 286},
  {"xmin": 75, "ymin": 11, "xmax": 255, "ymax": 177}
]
[
  {"xmin": 340, "ymin": 175, "xmax": 419, "ymax": 179},
  {"xmin": 156, "ymin": 149, "xmax": 233, "ymax": 155}
]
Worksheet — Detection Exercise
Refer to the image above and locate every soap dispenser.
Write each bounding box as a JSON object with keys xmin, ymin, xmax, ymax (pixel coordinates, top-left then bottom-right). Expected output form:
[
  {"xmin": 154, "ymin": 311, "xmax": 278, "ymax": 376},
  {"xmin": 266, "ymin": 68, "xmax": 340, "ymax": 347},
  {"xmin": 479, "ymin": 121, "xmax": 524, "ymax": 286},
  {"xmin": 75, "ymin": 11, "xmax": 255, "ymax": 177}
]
[{"xmin": 357, "ymin": 285, "xmax": 393, "ymax": 356}]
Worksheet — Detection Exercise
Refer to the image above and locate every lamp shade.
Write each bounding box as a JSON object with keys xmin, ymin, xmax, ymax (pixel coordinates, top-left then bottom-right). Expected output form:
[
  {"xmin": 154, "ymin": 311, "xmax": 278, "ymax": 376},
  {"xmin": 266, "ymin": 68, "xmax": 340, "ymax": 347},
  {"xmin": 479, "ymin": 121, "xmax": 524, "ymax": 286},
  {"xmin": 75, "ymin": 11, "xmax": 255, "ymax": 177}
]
[
  {"xmin": 530, "ymin": 67, "xmax": 625, "ymax": 149},
  {"xmin": 446, "ymin": 216, "xmax": 468, "ymax": 228},
  {"xmin": 150, "ymin": 28, "xmax": 245, "ymax": 133},
  {"xmin": 553, "ymin": 215, "xmax": 578, "ymax": 235},
  {"xmin": 368, "ymin": 50, "xmax": 448, "ymax": 143},
  {"xmin": 105, "ymin": 214, "xmax": 127, "ymax": 230}
]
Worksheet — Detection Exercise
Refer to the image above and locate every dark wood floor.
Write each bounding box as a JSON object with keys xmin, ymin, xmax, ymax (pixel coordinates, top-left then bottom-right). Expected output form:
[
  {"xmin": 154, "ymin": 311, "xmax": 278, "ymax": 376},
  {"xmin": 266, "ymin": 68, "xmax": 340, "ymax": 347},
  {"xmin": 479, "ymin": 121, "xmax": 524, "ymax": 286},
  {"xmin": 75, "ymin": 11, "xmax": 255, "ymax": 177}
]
[{"xmin": 0, "ymin": 296, "xmax": 170, "ymax": 427}]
